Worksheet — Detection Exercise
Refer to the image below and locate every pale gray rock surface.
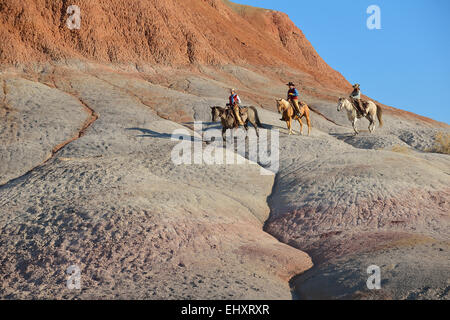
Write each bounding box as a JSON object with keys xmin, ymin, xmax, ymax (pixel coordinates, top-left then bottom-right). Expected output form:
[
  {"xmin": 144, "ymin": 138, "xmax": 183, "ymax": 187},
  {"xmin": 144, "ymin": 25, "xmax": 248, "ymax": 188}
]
[{"xmin": 0, "ymin": 62, "xmax": 448, "ymax": 300}]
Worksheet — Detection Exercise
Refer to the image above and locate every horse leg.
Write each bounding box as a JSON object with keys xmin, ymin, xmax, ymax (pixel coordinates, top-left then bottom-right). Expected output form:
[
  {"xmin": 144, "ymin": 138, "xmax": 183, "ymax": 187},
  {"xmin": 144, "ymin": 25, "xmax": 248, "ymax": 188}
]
[
  {"xmin": 222, "ymin": 127, "xmax": 227, "ymax": 141},
  {"xmin": 370, "ymin": 113, "xmax": 376, "ymax": 133},
  {"xmin": 290, "ymin": 118, "xmax": 296, "ymax": 135},
  {"xmin": 287, "ymin": 119, "xmax": 293, "ymax": 135},
  {"xmin": 297, "ymin": 117, "xmax": 303, "ymax": 135},
  {"xmin": 304, "ymin": 111, "xmax": 311, "ymax": 136},
  {"xmin": 250, "ymin": 120, "xmax": 259, "ymax": 137},
  {"xmin": 367, "ymin": 114, "xmax": 374, "ymax": 133},
  {"xmin": 352, "ymin": 118, "xmax": 359, "ymax": 135}
]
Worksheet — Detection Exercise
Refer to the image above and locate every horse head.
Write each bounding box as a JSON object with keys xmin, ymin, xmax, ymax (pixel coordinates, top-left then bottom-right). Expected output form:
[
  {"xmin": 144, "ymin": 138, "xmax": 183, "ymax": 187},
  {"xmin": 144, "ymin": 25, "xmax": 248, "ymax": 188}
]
[
  {"xmin": 211, "ymin": 106, "xmax": 221, "ymax": 122},
  {"xmin": 276, "ymin": 99, "xmax": 284, "ymax": 114},
  {"xmin": 337, "ymin": 97, "xmax": 346, "ymax": 112}
]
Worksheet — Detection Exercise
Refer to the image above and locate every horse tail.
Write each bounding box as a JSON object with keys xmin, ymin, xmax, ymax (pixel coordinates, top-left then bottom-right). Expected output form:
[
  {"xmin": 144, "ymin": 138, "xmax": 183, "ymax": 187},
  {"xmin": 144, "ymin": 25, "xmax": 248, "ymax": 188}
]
[
  {"xmin": 250, "ymin": 106, "xmax": 263, "ymax": 128},
  {"xmin": 376, "ymin": 104, "xmax": 384, "ymax": 128}
]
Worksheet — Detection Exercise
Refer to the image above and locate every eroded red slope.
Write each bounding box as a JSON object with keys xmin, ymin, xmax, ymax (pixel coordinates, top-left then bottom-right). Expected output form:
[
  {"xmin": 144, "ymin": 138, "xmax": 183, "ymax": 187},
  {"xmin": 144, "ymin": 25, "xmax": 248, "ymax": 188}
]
[{"xmin": 0, "ymin": 0, "xmax": 349, "ymax": 90}]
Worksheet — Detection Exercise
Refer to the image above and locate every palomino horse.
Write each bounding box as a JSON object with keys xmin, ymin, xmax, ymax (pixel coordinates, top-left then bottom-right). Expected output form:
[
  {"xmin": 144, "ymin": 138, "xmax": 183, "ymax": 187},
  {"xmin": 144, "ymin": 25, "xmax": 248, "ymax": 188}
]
[
  {"xmin": 211, "ymin": 106, "xmax": 261, "ymax": 140},
  {"xmin": 276, "ymin": 99, "xmax": 311, "ymax": 136},
  {"xmin": 337, "ymin": 98, "xmax": 383, "ymax": 135}
]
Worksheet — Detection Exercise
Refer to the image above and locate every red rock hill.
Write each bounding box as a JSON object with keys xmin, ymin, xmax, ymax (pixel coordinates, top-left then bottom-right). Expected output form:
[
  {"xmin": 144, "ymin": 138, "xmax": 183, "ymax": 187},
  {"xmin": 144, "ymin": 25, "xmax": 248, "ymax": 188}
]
[{"xmin": 0, "ymin": 0, "xmax": 349, "ymax": 90}]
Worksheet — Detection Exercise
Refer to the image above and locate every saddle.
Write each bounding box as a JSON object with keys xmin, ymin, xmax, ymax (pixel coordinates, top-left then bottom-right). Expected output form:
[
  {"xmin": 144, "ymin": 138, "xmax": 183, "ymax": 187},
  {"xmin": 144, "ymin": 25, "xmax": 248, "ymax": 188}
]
[
  {"xmin": 226, "ymin": 105, "xmax": 247, "ymax": 115},
  {"xmin": 288, "ymin": 99, "xmax": 306, "ymax": 108},
  {"xmin": 226, "ymin": 105, "xmax": 247, "ymax": 128},
  {"xmin": 288, "ymin": 99, "xmax": 306, "ymax": 116},
  {"xmin": 349, "ymin": 97, "xmax": 368, "ymax": 114},
  {"xmin": 224, "ymin": 108, "xmax": 233, "ymax": 117}
]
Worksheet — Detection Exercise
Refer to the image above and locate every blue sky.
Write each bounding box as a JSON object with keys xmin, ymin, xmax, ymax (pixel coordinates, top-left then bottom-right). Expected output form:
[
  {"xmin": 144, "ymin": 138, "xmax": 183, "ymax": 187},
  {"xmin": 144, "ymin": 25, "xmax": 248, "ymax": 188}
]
[{"xmin": 236, "ymin": 0, "xmax": 450, "ymax": 124}]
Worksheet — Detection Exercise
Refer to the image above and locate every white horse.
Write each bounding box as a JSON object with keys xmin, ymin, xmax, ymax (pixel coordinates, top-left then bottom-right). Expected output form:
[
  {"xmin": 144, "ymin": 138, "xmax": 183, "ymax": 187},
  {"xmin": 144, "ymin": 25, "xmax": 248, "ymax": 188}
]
[{"xmin": 337, "ymin": 98, "xmax": 383, "ymax": 135}]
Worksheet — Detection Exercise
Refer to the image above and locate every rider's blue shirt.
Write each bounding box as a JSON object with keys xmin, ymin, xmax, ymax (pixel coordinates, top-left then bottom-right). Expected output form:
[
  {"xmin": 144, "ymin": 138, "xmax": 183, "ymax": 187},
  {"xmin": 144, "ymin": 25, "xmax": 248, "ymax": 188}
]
[{"xmin": 287, "ymin": 88, "xmax": 299, "ymax": 100}]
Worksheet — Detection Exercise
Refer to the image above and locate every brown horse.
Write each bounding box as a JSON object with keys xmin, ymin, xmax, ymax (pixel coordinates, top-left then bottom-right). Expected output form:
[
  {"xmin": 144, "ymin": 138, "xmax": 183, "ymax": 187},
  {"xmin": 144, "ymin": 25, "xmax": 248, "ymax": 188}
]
[
  {"xmin": 276, "ymin": 99, "xmax": 311, "ymax": 135},
  {"xmin": 211, "ymin": 106, "xmax": 261, "ymax": 140}
]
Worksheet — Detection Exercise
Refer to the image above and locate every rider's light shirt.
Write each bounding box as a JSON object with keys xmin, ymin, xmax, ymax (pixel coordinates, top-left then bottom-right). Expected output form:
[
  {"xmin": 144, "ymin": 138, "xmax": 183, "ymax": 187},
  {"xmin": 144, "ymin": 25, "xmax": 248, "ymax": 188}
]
[{"xmin": 351, "ymin": 89, "xmax": 361, "ymax": 100}]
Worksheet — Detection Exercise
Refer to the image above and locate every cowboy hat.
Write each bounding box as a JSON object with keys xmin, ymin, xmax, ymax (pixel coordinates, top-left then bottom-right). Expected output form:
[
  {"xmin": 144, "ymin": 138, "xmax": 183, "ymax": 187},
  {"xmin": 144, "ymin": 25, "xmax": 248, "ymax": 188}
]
[
  {"xmin": 286, "ymin": 82, "xmax": 296, "ymax": 86},
  {"xmin": 353, "ymin": 83, "xmax": 360, "ymax": 89}
]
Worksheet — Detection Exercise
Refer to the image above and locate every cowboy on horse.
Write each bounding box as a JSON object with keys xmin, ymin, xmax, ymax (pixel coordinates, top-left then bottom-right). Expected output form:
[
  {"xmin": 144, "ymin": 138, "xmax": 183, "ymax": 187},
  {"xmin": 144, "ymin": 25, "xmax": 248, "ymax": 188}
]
[
  {"xmin": 286, "ymin": 82, "xmax": 302, "ymax": 118},
  {"xmin": 349, "ymin": 83, "xmax": 367, "ymax": 116},
  {"xmin": 227, "ymin": 88, "xmax": 245, "ymax": 127}
]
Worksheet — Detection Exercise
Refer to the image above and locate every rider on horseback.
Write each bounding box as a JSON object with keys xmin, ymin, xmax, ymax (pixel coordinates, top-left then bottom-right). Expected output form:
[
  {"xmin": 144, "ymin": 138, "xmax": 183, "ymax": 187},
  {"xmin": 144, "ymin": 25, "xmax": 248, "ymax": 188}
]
[
  {"xmin": 228, "ymin": 88, "xmax": 244, "ymax": 127},
  {"xmin": 287, "ymin": 82, "xmax": 302, "ymax": 118},
  {"xmin": 350, "ymin": 84, "xmax": 367, "ymax": 116}
]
